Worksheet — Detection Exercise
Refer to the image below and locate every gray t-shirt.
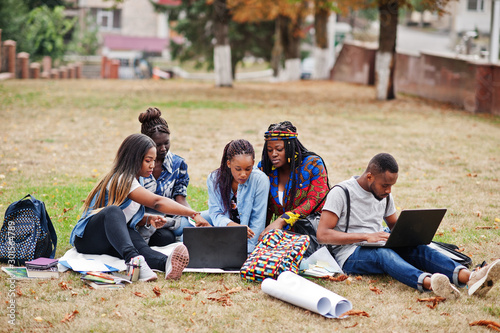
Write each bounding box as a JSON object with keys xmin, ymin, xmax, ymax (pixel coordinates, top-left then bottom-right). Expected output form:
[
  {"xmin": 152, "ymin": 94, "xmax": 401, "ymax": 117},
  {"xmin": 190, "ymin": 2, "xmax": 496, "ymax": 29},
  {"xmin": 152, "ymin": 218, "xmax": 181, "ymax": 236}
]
[{"xmin": 322, "ymin": 176, "xmax": 396, "ymax": 267}]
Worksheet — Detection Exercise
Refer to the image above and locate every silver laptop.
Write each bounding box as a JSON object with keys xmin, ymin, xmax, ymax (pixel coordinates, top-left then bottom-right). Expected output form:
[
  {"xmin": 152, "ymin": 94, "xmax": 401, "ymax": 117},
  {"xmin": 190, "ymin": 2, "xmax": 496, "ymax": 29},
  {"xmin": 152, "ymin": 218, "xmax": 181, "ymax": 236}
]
[
  {"xmin": 355, "ymin": 208, "xmax": 447, "ymax": 248},
  {"xmin": 183, "ymin": 226, "xmax": 248, "ymax": 271}
]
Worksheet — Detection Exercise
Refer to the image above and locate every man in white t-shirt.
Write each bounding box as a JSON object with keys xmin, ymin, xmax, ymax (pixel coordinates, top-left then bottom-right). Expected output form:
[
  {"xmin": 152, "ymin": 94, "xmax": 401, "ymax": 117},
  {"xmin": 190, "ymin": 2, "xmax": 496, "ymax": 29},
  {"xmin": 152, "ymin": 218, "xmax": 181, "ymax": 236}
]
[{"xmin": 317, "ymin": 153, "xmax": 500, "ymax": 298}]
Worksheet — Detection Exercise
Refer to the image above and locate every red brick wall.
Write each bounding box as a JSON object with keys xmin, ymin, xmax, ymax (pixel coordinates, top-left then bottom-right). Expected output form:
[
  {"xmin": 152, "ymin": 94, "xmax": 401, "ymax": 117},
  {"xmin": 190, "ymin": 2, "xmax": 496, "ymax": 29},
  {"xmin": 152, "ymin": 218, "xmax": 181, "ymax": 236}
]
[{"xmin": 332, "ymin": 42, "xmax": 500, "ymax": 115}]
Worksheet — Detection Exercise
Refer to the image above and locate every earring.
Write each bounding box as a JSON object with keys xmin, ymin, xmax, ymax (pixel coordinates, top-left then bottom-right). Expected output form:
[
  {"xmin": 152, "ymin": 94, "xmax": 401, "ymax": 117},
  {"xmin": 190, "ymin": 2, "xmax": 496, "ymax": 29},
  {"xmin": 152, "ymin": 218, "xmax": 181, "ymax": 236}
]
[{"xmin": 288, "ymin": 157, "xmax": 290, "ymax": 163}]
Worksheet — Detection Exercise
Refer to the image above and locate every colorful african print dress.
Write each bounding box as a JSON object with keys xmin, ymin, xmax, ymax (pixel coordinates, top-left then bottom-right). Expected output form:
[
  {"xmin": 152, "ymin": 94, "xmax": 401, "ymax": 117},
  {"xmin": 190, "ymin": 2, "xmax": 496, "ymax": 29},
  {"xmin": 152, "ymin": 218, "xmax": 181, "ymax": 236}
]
[{"xmin": 259, "ymin": 155, "xmax": 329, "ymax": 227}]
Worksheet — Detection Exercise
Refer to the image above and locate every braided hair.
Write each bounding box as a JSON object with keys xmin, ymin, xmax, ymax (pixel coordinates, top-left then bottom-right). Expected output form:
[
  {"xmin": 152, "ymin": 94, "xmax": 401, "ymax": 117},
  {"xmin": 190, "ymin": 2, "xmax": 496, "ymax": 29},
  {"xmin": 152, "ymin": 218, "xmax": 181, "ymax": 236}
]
[
  {"xmin": 138, "ymin": 107, "xmax": 170, "ymax": 137},
  {"xmin": 261, "ymin": 121, "xmax": 328, "ymax": 211},
  {"xmin": 214, "ymin": 139, "xmax": 255, "ymax": 214}
]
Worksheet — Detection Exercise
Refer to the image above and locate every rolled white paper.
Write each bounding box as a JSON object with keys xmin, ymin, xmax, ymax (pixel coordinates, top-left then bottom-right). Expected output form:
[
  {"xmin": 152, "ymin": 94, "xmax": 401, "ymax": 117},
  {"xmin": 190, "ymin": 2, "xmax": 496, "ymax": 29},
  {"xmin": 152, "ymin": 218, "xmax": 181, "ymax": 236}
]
[{"xmin": 261, "ymin": 271, "xmax": 352, "ymax": 318}]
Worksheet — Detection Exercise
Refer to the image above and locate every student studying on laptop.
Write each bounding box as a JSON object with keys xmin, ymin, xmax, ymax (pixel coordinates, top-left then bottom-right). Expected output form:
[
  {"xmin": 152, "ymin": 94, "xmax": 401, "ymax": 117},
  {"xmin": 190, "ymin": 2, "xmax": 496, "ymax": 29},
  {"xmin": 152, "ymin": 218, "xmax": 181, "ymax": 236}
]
[{"xmin": 317, "ymin": 153, "xmax": 500, "ymax": 299}]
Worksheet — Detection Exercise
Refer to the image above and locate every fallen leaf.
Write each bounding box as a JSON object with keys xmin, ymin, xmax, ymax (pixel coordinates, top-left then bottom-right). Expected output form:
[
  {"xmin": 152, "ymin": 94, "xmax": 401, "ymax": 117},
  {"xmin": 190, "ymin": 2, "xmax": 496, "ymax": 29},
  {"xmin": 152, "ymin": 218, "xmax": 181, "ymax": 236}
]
[
  {"xmin": 133, "ymin": 292, "xmax": 147, "ymax": 298},
  {"xmin": 417, "ymin": 296, "xmax": 445, "ymax": 309},
  {"xmin": 321, "ymin": 274, "xmax": 348, "ymax": 282},
  {"xmin": 59, "ymin": 282, "xmax": 69, "ymax": 290},
  {"xmin": 469, "ymin": 320, "xmax": 500, "ymax": 331},
  {"xmin": 61, "ymin": 310, "xmax": 79, "ymax": 323},
  {"xmin": 184, "ymin": 295, "xmax": 192, "ymax": 301},
  {"xmin": 340, "ymin": 310, "xmax": 370, "ymax": 318},
  {"xmin": 181, "ymin": 288, "xmax": 199, "ymax": 295},
  {"xmin": 153, "ymin": 286, "xmax": 161, "ymax": 297},
  {"xmin": 369, "ymin": 285, "xmax": 383, "ymax": 294},
  {"xmin": 222, "ymin": 287, "xmax": 242, "ymax": 296},
  {"xmin": 207, "ymin": 296, "xmax": 233, "ymax": 306},
  {"xmin": 344, "ymin": 323, "xmax": 358, "ymax": 328},
  {"xmin": 34, "ymin": 316, "xmax": 44, "ymax": 322},
  {"xmin": 476, "ymin": 226, "xmax": 492, "ymax": 229}
]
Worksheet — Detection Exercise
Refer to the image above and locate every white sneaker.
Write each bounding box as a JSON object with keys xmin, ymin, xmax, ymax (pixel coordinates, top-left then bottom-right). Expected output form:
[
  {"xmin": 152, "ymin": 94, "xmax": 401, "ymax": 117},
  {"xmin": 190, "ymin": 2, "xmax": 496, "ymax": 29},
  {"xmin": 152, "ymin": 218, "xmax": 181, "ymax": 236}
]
[
  {"xmin": 467, "ymin": 259, "xmax": 500, "ymax": 296},
  {"xmin": 430, "ymin": 273, "xmax": 460, "ymax": 299},
  {"xmin": 165, "ymin": 244, "xmax": 189, "ymax": 280},
  {"xmin": 129, "ymin": 255, "xmax": 157, "ymax": 282}
]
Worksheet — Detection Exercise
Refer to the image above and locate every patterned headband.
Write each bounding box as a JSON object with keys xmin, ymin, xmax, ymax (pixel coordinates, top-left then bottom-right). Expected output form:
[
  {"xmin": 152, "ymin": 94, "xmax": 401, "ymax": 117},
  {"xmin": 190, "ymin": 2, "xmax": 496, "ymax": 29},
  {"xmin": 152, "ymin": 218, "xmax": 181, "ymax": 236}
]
[{"xmin": 264, "ymin": 130, "xmax": 298, "ymax": 141}]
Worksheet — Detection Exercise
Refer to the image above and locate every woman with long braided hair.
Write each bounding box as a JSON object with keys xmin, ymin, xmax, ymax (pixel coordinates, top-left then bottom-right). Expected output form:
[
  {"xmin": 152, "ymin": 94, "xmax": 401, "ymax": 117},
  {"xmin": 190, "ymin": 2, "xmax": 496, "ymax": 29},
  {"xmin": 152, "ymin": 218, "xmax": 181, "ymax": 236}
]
[
  {"xmin": 138, "ymin": 107, "xmax": 210, "ymax": 243},
  {"xmin": 258, "ymin": 121, "xmax": 329, "ymax": 243},
  {"xmin": 204, "ymin": 139, "xmax": 270, "ymax": 253}
]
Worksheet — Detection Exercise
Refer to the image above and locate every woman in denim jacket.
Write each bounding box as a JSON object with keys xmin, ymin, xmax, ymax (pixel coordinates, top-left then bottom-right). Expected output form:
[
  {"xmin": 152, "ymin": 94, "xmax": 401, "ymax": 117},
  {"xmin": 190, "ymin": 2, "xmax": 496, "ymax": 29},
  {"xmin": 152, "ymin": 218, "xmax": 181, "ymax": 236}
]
[{"xmin": 203, "ymin": 139, "xmax": 270, "ymax": 253}]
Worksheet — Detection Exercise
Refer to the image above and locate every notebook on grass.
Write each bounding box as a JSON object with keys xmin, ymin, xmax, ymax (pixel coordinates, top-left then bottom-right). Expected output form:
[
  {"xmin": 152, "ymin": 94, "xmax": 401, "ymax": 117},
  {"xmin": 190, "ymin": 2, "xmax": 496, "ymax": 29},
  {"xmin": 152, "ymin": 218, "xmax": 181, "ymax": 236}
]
[
  {"xmin": 183, "ymin": 226, "xmax": 248, "ymax": 273},
  {"xmin": 354, "ymin": 208, "xmax": 447, "ymax": 248}
]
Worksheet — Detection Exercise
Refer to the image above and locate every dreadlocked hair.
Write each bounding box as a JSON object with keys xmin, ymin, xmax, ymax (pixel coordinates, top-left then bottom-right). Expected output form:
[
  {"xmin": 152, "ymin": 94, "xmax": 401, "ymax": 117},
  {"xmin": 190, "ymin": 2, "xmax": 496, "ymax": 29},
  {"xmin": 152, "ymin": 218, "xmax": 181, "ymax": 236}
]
[
  {"xmin": 138, "ymin": 107, "xmax": 170, "ymax": 138},
  {"xmin": 214, "ymin": 139, "xmax": 255, "ymax": 214},
  {"xmin": 82, "ymin": 134, "xmax": 156, "ymax": 214},
  {"xmin": 261, "ymin": 121, "xmax": 329, "ymax": 211}
]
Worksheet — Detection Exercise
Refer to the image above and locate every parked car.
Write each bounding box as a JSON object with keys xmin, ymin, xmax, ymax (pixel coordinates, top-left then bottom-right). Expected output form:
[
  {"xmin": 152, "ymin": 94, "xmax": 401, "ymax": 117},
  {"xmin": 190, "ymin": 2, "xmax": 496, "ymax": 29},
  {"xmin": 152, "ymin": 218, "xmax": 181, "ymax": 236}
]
[{"xmin": 300, "ymin": 57, "xmax": 315, "ymax": 80}]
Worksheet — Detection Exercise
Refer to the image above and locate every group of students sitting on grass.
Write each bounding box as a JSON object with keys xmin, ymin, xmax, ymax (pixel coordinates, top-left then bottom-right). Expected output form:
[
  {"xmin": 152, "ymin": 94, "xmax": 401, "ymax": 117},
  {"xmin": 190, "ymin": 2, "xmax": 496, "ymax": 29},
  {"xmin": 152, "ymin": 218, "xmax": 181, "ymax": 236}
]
[{"xmin": 69, "ymin": 107, "xmax": 499, "ymax": 299}]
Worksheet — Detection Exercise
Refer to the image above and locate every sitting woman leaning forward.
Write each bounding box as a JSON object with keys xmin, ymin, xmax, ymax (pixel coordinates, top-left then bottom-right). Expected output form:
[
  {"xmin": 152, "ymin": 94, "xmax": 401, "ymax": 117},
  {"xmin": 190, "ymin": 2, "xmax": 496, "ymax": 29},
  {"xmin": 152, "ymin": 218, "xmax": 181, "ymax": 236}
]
[{"xmin": 69, "ymin": 133, "xmax": 209, "ymax": 282}]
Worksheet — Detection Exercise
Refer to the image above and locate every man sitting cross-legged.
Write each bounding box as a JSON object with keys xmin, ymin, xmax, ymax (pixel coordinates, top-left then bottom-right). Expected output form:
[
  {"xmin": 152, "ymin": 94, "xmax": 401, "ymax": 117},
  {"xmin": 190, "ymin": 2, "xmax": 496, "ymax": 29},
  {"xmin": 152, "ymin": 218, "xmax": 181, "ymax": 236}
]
[{"xmin": 317, "ymin": 153, "xmax": 500, "ymax": 298}]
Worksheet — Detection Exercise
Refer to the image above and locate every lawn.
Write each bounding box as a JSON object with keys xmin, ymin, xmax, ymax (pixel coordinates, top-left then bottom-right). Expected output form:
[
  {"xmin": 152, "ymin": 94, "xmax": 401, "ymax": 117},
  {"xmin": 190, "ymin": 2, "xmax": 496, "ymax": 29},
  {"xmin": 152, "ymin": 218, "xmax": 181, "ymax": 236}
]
[{"xmin": 0, "ymin": 79, "xmax": 499, "ymax": 332}]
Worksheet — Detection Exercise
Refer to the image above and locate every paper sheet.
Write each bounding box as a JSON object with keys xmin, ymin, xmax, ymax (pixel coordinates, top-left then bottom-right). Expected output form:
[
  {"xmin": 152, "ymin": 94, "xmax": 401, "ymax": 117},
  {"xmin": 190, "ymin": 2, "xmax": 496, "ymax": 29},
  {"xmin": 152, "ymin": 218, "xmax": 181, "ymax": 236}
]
[
  {"xmin": 65, "ymin": 258, "xmax": 111, "ymax": 272},
  {"xmin": 261, "ymin": 271, "xmax": 352, "ymax": 318},
  {"xmin": 58, "ymin": 243, "xmax": 178, "ymax": 273},
  {"xmin": 300, "ymin": 246, "xmax": 343, "ymax": 274}
]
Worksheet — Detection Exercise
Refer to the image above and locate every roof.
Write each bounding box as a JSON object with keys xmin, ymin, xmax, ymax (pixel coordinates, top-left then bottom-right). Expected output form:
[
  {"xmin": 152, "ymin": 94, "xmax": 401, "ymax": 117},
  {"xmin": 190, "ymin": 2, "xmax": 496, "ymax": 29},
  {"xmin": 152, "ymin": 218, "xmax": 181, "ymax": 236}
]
[
  {"xmin": 155, "ymin": 0, "xmax": 181, "ymax": 6},
  {"xmin": 103, "ymin": 35, "xmax": 168, "ymax": 53}
]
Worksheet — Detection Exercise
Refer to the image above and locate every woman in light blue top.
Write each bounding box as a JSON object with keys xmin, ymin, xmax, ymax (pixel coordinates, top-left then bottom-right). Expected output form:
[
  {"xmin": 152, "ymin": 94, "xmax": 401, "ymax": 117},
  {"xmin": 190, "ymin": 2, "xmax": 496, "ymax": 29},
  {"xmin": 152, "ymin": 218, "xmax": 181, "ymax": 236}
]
[{"xmin": 204, "ymin": 139, "xmax": 270, "ymax": 253}]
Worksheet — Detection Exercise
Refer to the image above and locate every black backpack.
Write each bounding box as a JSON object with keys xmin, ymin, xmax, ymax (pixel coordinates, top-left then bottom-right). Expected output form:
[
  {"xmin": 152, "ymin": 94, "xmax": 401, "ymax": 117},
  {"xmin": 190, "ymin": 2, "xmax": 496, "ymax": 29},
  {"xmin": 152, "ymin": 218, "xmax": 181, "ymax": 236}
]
[{"xmin": 0, "ymin": 194, "xmax": 57, "ymax": 266}]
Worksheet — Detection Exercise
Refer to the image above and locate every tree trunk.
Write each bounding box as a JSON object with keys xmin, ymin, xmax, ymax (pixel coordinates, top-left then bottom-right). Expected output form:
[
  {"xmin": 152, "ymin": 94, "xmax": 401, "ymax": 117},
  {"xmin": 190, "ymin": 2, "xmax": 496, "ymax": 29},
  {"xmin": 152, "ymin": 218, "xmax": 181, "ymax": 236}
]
[
  {"xmin": 375, "ymin": 0, "xmax": 398, "ymax": 100},
  {"xmin": 213, "ymin": 0, "xmax": 232, "ymax": 87},
  {"xmin": 280, "ymin": 14, "xmax": 302, "ymax": 81},
  {"xmin": 313, "ymin": 3, "xmax": 330, "ymax": 79},
  {"xmin": 271, "ymin": 16, "xmax": 283, "ymax": 78}
]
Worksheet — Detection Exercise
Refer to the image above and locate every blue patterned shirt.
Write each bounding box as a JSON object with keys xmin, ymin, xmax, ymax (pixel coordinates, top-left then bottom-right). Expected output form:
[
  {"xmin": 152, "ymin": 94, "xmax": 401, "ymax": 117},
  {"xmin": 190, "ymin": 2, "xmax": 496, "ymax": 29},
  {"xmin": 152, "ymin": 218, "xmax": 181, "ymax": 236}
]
[{"xmin": 143, "ymin": 151, "xmax": 189, "ymax": 201}]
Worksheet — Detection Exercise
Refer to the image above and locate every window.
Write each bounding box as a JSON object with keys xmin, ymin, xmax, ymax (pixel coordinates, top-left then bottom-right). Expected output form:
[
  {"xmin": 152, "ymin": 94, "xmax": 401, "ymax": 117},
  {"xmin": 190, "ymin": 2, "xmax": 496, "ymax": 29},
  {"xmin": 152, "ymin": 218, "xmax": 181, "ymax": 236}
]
[
  {"xmin": 467, "ymin": 0, "xmax": 484, "ymax": 11},
  {"xmin": 90, "ymin": 8, "xmax": 121, "ymax": 30}
]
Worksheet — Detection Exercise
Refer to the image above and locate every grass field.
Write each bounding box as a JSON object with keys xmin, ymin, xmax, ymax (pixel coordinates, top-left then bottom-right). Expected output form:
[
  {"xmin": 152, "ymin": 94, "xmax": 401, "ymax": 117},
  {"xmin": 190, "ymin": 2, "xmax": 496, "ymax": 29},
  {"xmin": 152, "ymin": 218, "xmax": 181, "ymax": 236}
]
[{"xmin": 0, "ymin": 79, "xmax": 499, "ymax": 332}]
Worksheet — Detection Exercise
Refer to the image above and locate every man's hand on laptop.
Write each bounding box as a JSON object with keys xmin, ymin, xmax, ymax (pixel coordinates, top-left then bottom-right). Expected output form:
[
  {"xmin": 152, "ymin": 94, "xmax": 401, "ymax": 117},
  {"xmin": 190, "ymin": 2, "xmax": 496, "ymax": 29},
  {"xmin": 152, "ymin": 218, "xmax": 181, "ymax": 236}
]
[{"xmin": 365, "ymin": 231, "xmax": 390, "ymax": 243}]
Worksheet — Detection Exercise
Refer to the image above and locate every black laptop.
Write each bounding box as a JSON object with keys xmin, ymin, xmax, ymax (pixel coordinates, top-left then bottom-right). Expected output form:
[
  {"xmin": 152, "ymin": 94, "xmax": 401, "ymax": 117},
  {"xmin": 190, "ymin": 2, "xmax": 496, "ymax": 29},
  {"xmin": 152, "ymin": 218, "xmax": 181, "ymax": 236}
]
[
  {"xmin": 355, "ymin": 208, "xmax": 447, "ymax": 248},
  {"xmin": 183, "ymin": 226, "xmax": 248, "ymax": 271}
]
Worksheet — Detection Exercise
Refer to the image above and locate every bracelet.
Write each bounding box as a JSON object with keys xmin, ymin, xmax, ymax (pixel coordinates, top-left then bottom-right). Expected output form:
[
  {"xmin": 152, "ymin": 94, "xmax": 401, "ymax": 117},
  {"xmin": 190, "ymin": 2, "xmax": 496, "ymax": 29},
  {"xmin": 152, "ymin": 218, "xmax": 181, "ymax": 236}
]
[{"xmin": 191, "ymin": 211, "xmax": 200, "ymax": 219}]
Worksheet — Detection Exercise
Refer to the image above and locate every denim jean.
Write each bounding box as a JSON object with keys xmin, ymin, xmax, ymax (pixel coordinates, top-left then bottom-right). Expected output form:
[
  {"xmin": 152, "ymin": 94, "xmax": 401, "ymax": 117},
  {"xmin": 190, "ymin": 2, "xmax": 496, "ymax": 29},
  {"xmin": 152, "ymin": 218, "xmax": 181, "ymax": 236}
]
[
  {"xmin": 173, "ymin": 216, "xmax": 193, "ymax": 237},
  {"xmin": 174, "ymin": 212, "xmax": 214, "ymax": 241},
  {"xmin": 342, "ymin": 245, "xmax": 467, "ymax": 291}
]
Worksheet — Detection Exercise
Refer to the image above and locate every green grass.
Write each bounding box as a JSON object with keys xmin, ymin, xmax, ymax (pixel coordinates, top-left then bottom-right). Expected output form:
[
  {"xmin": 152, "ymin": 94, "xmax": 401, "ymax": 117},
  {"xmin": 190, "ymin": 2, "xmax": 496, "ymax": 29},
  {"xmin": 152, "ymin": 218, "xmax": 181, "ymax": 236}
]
[{"xmin": 1, "ymin": 79, "xmax": 499, "ymax": 332}]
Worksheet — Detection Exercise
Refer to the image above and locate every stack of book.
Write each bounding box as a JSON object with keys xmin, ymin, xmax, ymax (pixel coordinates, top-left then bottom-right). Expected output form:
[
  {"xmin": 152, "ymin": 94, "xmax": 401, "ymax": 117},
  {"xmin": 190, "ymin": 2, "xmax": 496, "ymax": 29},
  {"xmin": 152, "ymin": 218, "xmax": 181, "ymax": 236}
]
[
  {"xmin": 81, "ymin": 271, "xmax": 131, "ymax": 289},
  {"xmin": 25, "ymin": 257, "xmax": 60, "ymax": 278}
]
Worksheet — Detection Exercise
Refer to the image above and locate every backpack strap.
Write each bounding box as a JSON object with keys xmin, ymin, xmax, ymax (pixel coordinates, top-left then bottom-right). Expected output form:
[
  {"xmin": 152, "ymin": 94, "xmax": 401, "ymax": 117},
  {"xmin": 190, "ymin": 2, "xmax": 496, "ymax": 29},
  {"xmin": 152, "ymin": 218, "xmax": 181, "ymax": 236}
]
[
  {"xmin": 41, "ymin": 200, "xmax": 58, "ymax": 258},
  {"xmin": 332, "ymin": 185, "xmax": 350, "ymax": 233}
]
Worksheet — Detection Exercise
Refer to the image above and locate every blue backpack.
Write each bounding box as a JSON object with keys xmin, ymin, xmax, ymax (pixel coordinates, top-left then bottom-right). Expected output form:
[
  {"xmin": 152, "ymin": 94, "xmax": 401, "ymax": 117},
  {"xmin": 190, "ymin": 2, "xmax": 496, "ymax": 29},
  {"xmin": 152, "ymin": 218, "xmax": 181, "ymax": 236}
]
[{"xmin": 0, "ymin": 194, "xmax": 57, "ymax": 266}]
